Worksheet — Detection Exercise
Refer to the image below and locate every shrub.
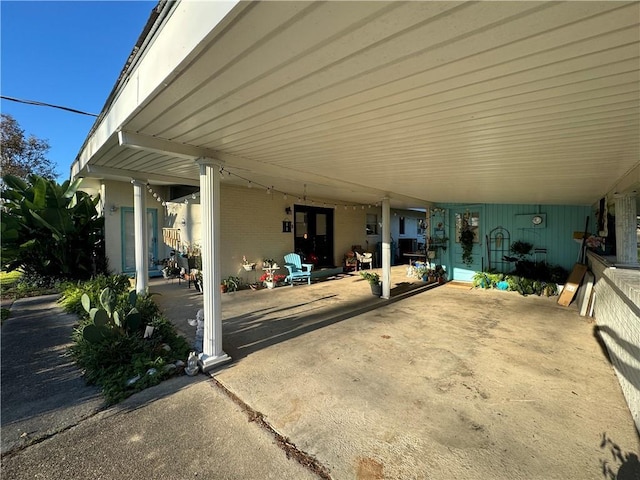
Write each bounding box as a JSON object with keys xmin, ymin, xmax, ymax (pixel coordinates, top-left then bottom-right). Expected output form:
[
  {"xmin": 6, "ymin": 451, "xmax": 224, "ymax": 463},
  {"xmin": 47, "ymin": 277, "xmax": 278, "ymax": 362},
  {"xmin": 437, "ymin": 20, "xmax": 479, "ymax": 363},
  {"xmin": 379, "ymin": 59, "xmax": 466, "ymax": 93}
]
[
  {"xmin": 473, "ymin": 271, "xmax": 559, "ymax": 297},
  {"xmin": 62, "ymin": 276, "xmax": 190, "ymax": 405},
  {"xmin": 1, "ymin": 174, "xmax": 106, "ymax": 280},
  {"xmin": 59, "ymin": 274, "xmax": 130, "ymax": 317}
]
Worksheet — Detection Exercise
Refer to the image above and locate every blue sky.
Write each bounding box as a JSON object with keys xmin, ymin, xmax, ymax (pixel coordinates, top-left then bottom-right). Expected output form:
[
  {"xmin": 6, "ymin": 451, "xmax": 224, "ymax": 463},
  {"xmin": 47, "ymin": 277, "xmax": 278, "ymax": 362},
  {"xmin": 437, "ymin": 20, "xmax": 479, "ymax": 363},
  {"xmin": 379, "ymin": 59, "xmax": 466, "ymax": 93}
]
[{"xmin": 1, "ymin": 1, "xmax": 156, "ymax": 180}]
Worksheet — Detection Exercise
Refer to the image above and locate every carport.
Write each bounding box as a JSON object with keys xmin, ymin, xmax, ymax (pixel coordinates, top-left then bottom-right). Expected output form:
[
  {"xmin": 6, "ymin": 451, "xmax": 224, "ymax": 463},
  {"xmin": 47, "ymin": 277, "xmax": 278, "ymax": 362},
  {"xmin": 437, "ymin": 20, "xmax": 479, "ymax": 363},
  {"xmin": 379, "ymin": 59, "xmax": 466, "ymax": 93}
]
[
  {"xmin": 150, "ymin": 269, "xmax": 639, "ymax": 479},
  {"xmin": 70, "ymin": 0, "xmax": 639, "ymax": 427}
]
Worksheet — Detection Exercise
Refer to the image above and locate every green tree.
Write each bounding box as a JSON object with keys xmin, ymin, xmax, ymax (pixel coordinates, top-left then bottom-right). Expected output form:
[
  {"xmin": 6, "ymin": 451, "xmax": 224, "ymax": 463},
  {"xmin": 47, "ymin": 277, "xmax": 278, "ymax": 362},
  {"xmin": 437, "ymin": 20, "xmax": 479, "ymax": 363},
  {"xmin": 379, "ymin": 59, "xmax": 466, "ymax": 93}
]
[
  {"xmin": 1, "ymin": 114, "xmax": 57, "ymax": 181},
  {"xmin": 1, "ymin": 174, "xmax": 106, "ymax": 280}
]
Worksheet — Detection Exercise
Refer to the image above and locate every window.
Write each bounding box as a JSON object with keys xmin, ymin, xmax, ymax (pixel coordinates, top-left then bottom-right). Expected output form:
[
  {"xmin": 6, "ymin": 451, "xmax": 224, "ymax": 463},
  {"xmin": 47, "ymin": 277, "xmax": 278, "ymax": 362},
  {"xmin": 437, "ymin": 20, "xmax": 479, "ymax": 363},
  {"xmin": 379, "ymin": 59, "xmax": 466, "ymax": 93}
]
[
  {"xmin": 399, "ymin": 216, "xmax": 405, "ymax": 235},
  {"xmin": 366, "ymin": 214, "xmax": 378, "ymax": 235},
  {"xmin": 455, "ymin": 211, "xmax": 480, "ymax": 243}
]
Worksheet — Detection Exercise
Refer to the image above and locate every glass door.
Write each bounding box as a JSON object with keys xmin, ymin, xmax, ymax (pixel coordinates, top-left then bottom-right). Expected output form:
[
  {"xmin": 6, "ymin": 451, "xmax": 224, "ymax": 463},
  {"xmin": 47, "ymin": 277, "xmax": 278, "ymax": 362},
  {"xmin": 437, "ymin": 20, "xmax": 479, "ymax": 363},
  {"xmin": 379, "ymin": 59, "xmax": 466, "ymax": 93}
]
[
  {"xmin": 450, "ymin": 207, "xmax": 484, "ymax": 281},
  {"xmin": 294, "ymin": 206, "xmax": 334, "ymax": 267}
]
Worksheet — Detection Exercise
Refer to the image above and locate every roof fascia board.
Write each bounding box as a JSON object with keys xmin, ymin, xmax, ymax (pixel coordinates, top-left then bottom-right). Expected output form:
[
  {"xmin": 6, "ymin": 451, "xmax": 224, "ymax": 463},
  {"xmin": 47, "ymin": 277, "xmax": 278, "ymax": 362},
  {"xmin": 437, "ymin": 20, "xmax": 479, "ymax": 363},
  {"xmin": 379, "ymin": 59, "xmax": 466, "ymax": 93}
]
[
  {"xmin": 83, "ymin": 164, "xmax": 200, "ymax": 187},
  {"xmin": 73, "ymin": 1, "xmax": 244, "ymax": 175}
]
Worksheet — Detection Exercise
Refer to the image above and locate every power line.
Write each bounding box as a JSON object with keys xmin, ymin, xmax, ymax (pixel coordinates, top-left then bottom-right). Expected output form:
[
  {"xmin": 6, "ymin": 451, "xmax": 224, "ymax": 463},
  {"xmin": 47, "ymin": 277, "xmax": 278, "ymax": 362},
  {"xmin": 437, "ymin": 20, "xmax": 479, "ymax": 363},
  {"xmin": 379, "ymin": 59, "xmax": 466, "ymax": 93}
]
[{"xmin": 1, "ymin": 95, "xmax": 98, "ymax": 117}]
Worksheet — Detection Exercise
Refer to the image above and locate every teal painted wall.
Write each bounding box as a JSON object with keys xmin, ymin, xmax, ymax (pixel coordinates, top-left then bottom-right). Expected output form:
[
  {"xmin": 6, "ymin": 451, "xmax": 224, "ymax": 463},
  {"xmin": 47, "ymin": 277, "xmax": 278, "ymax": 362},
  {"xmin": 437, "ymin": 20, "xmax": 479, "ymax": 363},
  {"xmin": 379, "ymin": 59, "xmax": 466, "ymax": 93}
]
[{"xmin": 432, "ymin": 203, "xmax": 592, "ymax": 281}]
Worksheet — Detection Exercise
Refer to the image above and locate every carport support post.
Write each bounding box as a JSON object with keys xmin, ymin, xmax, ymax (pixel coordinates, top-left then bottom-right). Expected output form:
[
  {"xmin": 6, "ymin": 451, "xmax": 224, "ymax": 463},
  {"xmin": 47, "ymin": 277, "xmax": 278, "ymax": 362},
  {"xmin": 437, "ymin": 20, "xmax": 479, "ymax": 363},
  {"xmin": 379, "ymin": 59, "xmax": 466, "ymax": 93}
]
[
  {"xmin": 381, "ymin": 197, "xmax": 391, "ymax": 299},
  {"xmin": 131, "ymin": 179, "xmax": 149, "ymax": 294},
  {"xmin": 614, "ymin": 192, "xmax": 638, "ymax": 265},
  {"xmin": 196, "ymin": 158, "xmax": 231, "ymax": 371}
]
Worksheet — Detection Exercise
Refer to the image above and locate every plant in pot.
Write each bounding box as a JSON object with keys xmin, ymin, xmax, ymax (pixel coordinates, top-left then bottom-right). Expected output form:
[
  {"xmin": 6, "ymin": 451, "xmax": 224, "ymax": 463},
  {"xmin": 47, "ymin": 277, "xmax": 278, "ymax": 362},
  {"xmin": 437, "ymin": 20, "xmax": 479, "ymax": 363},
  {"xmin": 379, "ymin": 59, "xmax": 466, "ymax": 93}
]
[
  {"xmin": 360, "ymin": 271, "xmax": 382, "ymax": 296},
  {"xmin": 415, "ymin": 265, "xmax": 435, "ymax": 282},
  {"xmin": 434, "ymin": 264, "xmax": 447, "ymax": 284},
  {"xmin": 259, "ymin": 272, "xmax": 286, "ymax": 289},
  {"xmin": 459, "ymin": 225, "xmax": 475, "ymax": 266},
  {"xmin": 220, "ymin": 276, "xmax": 240, "ymax": 293},
  {"xmin": 242, "ymin": 255, "xmax": 256, "ymax": 271}
]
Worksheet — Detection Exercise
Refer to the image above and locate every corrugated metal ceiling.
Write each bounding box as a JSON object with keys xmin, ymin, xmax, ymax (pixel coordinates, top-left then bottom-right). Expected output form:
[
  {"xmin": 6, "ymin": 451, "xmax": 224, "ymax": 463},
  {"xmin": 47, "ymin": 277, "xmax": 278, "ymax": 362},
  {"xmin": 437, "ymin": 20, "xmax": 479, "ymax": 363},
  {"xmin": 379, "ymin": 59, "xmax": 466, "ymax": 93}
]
[{"xmin": 84, "ymin": 1, "xmax": 640, "ymax": 207}]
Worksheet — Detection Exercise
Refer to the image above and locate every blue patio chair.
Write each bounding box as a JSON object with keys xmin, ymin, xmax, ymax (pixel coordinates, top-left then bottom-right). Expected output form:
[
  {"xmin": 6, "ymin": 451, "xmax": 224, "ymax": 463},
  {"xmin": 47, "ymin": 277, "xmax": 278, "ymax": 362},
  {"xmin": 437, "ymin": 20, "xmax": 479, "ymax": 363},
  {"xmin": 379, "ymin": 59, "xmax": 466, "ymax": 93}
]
[{"xmin": 283, "ymin": 253, "xmax": 313, "ymax": 286}]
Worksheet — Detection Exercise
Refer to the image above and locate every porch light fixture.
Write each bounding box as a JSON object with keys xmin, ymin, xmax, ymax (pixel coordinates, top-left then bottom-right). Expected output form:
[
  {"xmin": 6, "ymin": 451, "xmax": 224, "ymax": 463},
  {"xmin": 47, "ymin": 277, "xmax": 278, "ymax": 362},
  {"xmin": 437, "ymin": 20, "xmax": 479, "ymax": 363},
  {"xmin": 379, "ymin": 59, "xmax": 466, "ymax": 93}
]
[{"xmin": 109, "ymin": 204, "xmax": 118, "ymax": 213}]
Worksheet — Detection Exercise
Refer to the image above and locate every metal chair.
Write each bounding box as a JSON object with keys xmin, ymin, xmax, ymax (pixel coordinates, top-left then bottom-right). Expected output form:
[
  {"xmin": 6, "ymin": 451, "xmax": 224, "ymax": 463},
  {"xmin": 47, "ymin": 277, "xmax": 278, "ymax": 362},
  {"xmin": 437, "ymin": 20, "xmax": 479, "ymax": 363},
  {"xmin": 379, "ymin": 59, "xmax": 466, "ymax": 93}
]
[{"xmin": 355, "ymin": 251, "xmax": 373, "ymax": 271}]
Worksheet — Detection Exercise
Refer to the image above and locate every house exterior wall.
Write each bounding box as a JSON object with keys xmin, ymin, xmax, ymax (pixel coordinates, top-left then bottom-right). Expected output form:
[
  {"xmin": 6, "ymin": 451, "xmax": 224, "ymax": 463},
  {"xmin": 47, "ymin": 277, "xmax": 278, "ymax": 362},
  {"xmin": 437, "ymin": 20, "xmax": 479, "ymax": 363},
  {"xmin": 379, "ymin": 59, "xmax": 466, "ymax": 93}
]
[
  {"xmin": 165, "ymin": 184, "xmax": 382, "ymax": 278},
  {"xmin": 588, "ymin": 252, "xmax": 640, "ymax": 433},
  {"xmin": 435, "ymin": 203, "xmax": 592, "ymax": 280},
  {"xmin": 80, "ymin": 178, "xmax": 169, "ymax": 275}
]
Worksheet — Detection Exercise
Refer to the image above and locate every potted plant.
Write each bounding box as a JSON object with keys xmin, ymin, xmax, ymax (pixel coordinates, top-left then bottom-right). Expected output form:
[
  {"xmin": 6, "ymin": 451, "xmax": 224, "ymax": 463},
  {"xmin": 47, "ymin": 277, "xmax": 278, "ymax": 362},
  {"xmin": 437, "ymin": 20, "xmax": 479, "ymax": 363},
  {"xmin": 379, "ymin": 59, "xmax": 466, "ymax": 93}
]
[
  {"xmin": 260, "ymin": 272, "xmax": 286, "ymax": 289},
  {"xmin": 220, "ymin": 276, "xmax": 240, "ymax": 293},
  {"xmin": 510, "ymin": 240, "xmax": 533, "ymax": 260},
  {"xmin": 459, "ymin": 224, "xmax": 475, "ymax": 266},
  {"xmin": 415, "ymin": 265, "xmax": 435, "ymax": 282},
  {"xmin": 242, "ymin": 255, "xmax": 256, "ymax": 271},
  {"xmin": 434, "ymin": 264, "xmax": 447, "ymax": 284},
  {"xmin": 360, "ymin": 271, "xmax": 382, "ymax": 296}
]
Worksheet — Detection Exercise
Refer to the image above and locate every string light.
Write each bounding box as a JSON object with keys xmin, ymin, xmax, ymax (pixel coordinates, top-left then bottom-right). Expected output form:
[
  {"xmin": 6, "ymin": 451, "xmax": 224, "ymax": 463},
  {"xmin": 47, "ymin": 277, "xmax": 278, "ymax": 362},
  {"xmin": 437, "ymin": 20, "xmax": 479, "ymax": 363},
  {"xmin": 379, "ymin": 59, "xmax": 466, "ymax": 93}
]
[{"xmin": 163, "ymin": 164, "xmax": 378, "ymax": 212}]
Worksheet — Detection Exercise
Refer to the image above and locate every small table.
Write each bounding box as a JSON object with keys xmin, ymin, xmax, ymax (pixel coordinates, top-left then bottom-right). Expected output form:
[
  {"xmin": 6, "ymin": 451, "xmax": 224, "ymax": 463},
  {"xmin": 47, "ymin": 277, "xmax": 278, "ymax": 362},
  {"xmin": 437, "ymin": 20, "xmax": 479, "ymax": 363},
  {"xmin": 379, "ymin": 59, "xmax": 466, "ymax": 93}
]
[{"xmin": 403, "ymin": 253, "xmax": 427, "ymax": 266}]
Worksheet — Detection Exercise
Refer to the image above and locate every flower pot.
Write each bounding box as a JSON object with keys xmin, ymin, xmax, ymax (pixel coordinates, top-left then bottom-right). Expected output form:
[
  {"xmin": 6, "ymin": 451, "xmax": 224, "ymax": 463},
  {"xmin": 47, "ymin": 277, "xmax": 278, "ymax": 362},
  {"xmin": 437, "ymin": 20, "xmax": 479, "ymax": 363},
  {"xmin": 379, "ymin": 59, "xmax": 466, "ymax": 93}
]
[
  {"xmin": 220, "ymin": 284, "xmax": 228, "ymax": 293},
  {"xmin": 370, "ymin": 283, "xmax": 382, "ymax": 296},
  {"xmin": 265, "ymin": 281, "xmax": 275, "ymax": 289},
  {"xmin": 242, "ymin": 264, "xmax": 255, "ymax": 271}
]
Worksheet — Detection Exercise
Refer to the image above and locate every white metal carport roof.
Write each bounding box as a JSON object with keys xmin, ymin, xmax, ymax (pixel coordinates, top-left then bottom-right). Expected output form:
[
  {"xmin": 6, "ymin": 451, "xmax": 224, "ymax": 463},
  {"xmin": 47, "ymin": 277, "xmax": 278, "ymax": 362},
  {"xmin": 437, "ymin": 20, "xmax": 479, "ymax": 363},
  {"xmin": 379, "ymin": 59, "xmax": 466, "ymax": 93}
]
[{"xmin": 72, "ymin": 0, "xmax": 640, "ymax": 208}]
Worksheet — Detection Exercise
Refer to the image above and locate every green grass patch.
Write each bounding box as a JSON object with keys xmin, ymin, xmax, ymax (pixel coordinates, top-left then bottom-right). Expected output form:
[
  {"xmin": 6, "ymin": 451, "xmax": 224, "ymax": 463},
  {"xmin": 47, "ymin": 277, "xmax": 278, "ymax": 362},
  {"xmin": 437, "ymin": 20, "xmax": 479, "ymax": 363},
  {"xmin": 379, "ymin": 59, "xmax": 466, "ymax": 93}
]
[
  {"xmin": 1, "ymin": 270, "xmax": 62, "ymax": 299},
  {"xmin": 1, "ymin": 308, "xmax": 10, "ymax": 323},
  {"xmin": 1, "ymin": 270, "xmax": 22, "ymax": 287}
]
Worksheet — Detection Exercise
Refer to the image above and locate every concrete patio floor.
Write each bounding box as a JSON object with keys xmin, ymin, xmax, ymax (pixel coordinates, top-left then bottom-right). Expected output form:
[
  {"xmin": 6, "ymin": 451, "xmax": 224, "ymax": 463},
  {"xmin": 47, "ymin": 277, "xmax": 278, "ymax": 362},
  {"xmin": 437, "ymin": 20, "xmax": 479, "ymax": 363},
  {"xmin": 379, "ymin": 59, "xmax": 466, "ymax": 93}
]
[{"xmin": 151, "ymin": 267, "xmax": 639, "ymax": 480}]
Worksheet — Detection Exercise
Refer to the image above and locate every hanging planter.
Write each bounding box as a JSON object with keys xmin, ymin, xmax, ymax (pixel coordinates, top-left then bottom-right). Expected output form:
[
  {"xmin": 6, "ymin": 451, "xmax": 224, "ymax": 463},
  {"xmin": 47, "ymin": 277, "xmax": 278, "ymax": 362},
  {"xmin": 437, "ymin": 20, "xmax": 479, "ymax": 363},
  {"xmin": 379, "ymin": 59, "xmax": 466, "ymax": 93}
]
[{"xmin": 459, "ymin": 227, "xmax": 475, "ymax": 266}]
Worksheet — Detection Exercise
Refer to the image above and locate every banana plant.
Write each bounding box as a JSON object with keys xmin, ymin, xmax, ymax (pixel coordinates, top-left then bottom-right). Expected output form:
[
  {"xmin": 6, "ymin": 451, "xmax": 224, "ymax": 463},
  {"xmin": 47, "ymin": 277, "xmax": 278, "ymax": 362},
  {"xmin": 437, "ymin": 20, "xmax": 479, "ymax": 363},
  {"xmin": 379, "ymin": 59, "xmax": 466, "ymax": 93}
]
[{"xmin": 1, "ymin": 174, "xmax": 105, "ymax": 279}]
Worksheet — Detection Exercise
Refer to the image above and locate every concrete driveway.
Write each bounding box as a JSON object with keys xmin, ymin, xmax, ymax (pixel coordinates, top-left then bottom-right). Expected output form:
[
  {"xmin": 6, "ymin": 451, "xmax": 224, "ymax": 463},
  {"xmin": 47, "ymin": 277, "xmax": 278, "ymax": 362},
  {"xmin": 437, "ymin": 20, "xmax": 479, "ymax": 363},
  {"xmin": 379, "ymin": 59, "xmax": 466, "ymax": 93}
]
[{"xmin": 153, "ymin": 268, "xmax": 640, "ymax": 480}]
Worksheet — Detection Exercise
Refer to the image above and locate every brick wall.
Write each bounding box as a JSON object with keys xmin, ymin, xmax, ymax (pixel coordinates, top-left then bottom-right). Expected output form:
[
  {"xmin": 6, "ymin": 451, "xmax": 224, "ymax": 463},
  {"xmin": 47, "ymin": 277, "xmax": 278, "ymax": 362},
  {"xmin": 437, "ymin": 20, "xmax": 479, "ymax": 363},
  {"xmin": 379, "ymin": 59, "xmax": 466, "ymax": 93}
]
[
  {"xmin": 589, "ymin": 252, "xmax": 640, "ymax": 433},
  {"xmin": 177, "ymin": 184, "xmax": 382, "ymax": 278}
]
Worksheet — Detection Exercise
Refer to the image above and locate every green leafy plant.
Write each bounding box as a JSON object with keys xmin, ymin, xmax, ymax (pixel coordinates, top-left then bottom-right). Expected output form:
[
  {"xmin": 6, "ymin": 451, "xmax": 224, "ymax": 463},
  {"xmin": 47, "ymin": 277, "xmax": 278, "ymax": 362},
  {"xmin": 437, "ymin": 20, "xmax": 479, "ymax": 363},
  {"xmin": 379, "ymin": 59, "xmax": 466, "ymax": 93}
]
[
  {"xmin": 359, "ymin": 271, "xmax": 380, "ymax": 286},
  {"xmin": 64, "ymin": 277, "xmax": 189, "ymax": 404},
  {"xmin": 510, "ymin": 240, "xmax": 533, "ymax": 260},
  {"xmin": 80, "ymin": 287, "xmax": 142, "ymax": 343},
  {"xmin": 473, "ymin": 271, "xmax": 559, "ymax": 297},
  {"xmin": 459, "ymin": 228, "xmax": 475, "ymax": 266},
  {"xmin": 221, "ymin": 276, "xmax": 242, "ymax": 292},
  {"xmin": 1, "ymin": 174, "xmax": 106, "ymax": 280},
  {"xmin": 58, "ymin": 274, "xmax": 131, "ymax": 317},
  {"xmin": 415, "ymin": 265, "xmax": 433, "ymax": 280}
]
